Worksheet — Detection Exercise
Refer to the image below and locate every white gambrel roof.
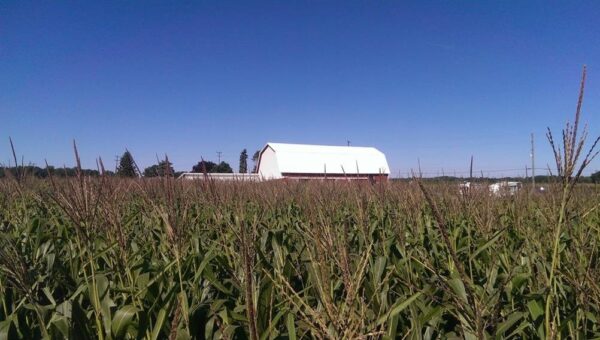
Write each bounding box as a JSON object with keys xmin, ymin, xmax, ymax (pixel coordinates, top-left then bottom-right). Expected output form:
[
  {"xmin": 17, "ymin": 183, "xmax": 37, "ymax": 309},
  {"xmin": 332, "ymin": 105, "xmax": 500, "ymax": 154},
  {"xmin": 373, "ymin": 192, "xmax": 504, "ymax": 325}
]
[{"xmin": 259, "ymin": 142, "xmax": 390, "ymax": 175}]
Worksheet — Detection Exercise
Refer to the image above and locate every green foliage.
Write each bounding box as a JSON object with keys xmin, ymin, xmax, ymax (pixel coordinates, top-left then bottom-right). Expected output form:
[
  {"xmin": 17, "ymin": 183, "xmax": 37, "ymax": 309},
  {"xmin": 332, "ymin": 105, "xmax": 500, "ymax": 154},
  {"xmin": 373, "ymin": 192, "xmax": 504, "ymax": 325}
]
[
  {"xmin": 192, "ymin": 160, "xmax": 233, "ymax": 173},
  {"xmin": 252, "ymin": 150, "xmax": 260, "ymax": 173},
  {"xmin": 239, "ymin": 149, "xmax": 248, "ymax": 174},
  {"xmin": 0, "ymin": 166, "xmax": 101, "ymax": 178},
  {"xmin": 215, "ymin": 161, "xmax": 233, "ymax": 173},
  {"xmin": 0, "ymin": 179, "xmax": 599, "ymax": 339},
  {"xmin": 117, "ymin": 151, "xmax": 137, "ymax": 178},
  {"xmin": 591, "ymin": 170, "xmax": 600, "ymax": 183},
  {"xmin": 143, "ymin": 160, "xmax": 174, "ymax": 177},
  {"xmin": 192, "ymin": 160, "xmax": 216, "ymax": 173}
]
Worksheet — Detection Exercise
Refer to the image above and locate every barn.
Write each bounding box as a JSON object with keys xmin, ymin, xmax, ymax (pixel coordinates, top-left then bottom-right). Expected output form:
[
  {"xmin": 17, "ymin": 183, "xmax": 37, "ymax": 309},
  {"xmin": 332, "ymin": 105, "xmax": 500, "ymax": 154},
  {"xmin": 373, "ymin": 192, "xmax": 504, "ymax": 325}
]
[{"xmin": 256, "ymin": 142, "xmax": 390, "ymax": 181}]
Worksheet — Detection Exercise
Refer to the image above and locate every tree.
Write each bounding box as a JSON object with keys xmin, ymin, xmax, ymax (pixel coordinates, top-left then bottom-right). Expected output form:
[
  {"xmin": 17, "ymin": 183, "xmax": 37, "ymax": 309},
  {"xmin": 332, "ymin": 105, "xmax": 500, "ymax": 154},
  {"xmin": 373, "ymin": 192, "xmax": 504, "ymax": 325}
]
[
  {"xmin": 592, "ymin": 170, "xmax": 600, "ymax": 183},
  {"xmin": 192, "ymin": 160, "xmax": 216, "ymax": 173},
  {"xmin": 143, "ymin": 160, "xmax": 174, "ymax": 177},
  {"xmin": 0, "ymin": 165, "xmax": 104, "ymax": 178},
  {"xmin": 117, "ymin": 151, "xmax": 137, "ymax": 177},
  {"xmin": 252, "ymin": 150, "xmax": 260, "ymax": 173},
  {"xmin": 192, "ymin": 160, "xmax": 233, "ymax": 173},
  {"xmin": 215, "ymin": 161, "xmax": 233, "ymax": 173},
  {"xmin": 239, "ymin": 149, "xmax": 248, "ymax": 173}
]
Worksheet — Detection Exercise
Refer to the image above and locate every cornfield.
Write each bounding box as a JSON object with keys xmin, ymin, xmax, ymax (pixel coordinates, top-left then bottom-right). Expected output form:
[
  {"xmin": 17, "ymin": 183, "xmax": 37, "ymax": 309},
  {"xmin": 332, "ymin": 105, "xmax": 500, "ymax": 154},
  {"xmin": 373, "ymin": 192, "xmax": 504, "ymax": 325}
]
[
  {"xmin": 1, "ymin": 67, "xmax": 599, "ymax": 339},
  {"xmin": 0, "ymin": 174, "xmax": 599, "ymax": 339}
]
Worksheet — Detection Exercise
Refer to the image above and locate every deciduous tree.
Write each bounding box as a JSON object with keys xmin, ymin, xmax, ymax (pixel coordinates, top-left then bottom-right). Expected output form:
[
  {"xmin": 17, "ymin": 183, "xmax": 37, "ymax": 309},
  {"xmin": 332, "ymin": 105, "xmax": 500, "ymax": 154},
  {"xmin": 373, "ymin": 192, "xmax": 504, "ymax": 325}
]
[
  {"xmin": 192, "ymin": 160, "xmax": 216, "ymax": 173},
  {"xmin": 215, "ymin": 161, "xmax": 233, "ymax": 173},
  {"xmin": 252, "ymin": 150, "xmax": 260, "ymax": 173},
  {"xmin": 144, "ymin": 160, "xmax": 174, "ymax": 177},
  {"xmin": 591, "ymin": 170, "xmax": 600, "ymax": 183}
]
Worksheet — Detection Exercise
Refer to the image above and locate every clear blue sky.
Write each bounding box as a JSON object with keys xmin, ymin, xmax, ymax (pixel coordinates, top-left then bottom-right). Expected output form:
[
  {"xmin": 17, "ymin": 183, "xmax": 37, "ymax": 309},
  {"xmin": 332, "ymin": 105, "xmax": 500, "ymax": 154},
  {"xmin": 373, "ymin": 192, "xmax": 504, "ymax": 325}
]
[{"xmin": 2, "ymin": 1, "xmax": 600, "ymax": 177}]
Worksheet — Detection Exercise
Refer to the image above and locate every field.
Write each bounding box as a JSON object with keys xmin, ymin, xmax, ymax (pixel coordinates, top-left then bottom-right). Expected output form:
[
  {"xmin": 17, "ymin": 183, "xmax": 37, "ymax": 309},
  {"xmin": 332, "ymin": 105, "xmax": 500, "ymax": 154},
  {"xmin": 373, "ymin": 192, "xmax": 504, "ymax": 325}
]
[{"xmin": 1, "ymin": 174, "xmax": 599, "ymax": 339}]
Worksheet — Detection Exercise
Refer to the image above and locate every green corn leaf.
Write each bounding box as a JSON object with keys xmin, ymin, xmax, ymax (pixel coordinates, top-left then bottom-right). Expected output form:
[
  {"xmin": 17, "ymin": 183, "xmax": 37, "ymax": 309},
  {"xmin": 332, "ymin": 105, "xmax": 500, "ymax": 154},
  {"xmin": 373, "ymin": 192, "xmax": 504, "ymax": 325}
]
[
  {"xmin": 495, "ymin": 312, "xmax": 524, "ymax": 338},
  {"xmin": 49, "ymin": 314, "xmax": 70, "ymax": 338},
  {"xmin": 112, "ymin": 305, "xmax": 138, "ymax": 339},
  {"xmin": 259, "ymin": 308, "xmax": 286, "ymax": 340},
  {"xmin": 447, "ymin": 278, "xmax": 468, "ymax": 304},
  {"xmin": 0, "ymin": 319, "xmax": 16, "ymax": 340},
  {"xmin": 470, "ymin": 229, "xmax": 504, "ymax": 261},
  {"xmin": 527, "ymin": 300, "xmax": 543, "ymax": 321},
  {"xmin": 511, "ymin": 273, "xmax": 529, "ymax": 292},
  {"xmin": 150, "ymin": 308, "xmax": 168, "ymax": 340},
  {"xmin": 377, "ymin": 292, "xmax": 422, "ymax": 325},
  {"xmin": 286, "ymin": 313, "xmax": 296, "ymax": 340},
  {"xmin": 386, "ymin": 313, "xmax": 399, "ymax": 338},
  {"xmin": 372, "ymin": 256, "xmax": 387, "ymax": 287}
]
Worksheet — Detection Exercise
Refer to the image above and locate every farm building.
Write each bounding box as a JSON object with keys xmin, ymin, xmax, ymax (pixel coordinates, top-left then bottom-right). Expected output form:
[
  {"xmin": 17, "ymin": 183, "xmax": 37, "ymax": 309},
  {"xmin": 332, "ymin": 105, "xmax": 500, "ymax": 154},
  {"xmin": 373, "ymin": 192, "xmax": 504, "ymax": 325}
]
[
  {"xmin": 178, "ymin": 173, "xmax": 260, "ymax": 181},
  {"xmin": 257, "ymin": 142, "xmax": 390, "ymax": 181}
]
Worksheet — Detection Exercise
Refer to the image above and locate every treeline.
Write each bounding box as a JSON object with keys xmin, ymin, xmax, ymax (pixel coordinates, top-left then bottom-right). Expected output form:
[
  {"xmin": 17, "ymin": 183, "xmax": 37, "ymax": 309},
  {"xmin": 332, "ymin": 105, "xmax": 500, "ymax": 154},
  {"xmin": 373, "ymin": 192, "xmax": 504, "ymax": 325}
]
[
  {"xmin": 113, "ymin": 149, "xmax": 263, "ymax": 178},
  {"xmin": 0, "ymin": 148, "xmax": 263, "ymax": 179},
  {"xmin": 0, "ymin": 166, "xmax": 102, "ymax": 178}
]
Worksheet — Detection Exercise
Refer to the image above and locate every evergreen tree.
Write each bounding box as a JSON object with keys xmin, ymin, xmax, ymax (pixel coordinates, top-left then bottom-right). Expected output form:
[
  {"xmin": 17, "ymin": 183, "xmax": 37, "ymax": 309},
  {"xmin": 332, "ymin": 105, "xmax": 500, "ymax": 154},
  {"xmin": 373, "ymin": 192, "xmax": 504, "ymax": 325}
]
[
  {"xmin": 239, "ymin": 149, "xmax": 248, "ymax": 173},
  {"xmin": 117, "ymin": 151, "xmax": 137, "ymax": 177}
]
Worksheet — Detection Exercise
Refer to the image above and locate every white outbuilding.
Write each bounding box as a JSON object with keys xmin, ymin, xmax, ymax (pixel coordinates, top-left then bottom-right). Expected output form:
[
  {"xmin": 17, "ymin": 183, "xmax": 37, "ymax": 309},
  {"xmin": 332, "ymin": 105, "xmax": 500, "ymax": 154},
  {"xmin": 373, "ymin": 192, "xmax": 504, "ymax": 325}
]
[{"xmin": 256, "ymin": 142, "xmax": 390, "ymax": 181}]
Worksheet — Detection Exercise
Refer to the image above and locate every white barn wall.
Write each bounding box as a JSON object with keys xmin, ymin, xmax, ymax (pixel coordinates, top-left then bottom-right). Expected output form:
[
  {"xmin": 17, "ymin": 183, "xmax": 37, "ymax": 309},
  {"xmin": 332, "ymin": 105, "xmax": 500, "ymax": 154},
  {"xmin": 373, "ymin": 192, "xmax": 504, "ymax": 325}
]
[
  {"xmin": 257, "ymin": 142, "xmax": 390, "ymax": 178},
  {"xmin": 258, "ymin": 146, "xmax": 282, "ymax": 179}
]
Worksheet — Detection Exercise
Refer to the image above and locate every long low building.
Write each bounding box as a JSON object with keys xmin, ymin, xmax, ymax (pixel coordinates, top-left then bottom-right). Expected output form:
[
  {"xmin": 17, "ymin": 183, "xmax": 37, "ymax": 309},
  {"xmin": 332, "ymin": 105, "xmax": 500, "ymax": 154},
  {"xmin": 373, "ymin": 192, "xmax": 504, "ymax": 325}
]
[
  {"xmin": 178, "ymin": 173, "xmax": 260, "ymax": 181},
  {"xmin": 257, "ymin": 142, "xmax": 390, "ymax": 181}
]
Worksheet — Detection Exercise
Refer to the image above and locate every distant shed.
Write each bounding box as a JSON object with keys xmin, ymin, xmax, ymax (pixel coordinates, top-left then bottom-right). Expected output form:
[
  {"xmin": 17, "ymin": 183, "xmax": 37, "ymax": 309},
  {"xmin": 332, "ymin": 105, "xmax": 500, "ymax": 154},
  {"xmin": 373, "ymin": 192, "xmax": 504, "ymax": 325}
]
[{"xmin": 257, "ymin": 142, "xmax": 390, "ymax": 181}]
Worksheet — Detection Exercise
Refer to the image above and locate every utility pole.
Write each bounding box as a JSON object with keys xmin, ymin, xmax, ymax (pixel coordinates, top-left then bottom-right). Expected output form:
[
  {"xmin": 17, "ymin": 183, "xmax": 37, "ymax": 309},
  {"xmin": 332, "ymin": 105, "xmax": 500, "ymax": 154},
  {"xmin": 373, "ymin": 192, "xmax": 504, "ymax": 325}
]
[
  {"xmin": 217, "ymin": 151, "xmax": 222, "ymax": 163},
  {"xmin": 114, "ymin": 155, "xmax": 120, "ymax": 172},
  {"xmin": 531, "ymin": 133, "xmax": 535, "ymax": 188}
]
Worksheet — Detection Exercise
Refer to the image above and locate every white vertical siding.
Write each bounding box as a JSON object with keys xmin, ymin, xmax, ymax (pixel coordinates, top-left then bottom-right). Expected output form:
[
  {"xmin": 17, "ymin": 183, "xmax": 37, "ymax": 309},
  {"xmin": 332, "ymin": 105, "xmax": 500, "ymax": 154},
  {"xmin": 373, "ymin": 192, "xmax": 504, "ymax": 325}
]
[{"xmin": 258, "ymin": 146, "xmax": 282, "ymax": 179}]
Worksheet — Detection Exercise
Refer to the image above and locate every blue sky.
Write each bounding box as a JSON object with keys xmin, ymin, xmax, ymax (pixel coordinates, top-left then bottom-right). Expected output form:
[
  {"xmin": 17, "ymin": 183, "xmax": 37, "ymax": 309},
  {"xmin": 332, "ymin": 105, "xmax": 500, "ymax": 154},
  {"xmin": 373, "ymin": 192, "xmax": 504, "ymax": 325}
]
[{"xmin": 2, "ymin": 1, "xmax": 600, "ymax": 177}]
